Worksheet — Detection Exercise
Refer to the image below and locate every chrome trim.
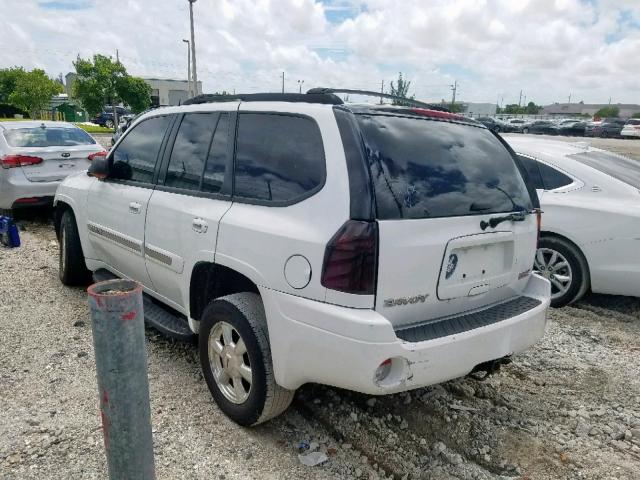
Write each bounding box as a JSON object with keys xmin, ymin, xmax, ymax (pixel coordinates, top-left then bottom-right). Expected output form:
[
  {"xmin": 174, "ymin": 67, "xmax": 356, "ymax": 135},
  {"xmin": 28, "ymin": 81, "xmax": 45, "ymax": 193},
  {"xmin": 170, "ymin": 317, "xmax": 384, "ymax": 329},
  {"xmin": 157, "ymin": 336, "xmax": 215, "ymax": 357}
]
[
  {"xmin": 145, "ymin": 245, "xmax": 173, "ymax": 266},
  {"xmin": 87, "ymin": 223, "xmax": 142, "ymax": 253}
]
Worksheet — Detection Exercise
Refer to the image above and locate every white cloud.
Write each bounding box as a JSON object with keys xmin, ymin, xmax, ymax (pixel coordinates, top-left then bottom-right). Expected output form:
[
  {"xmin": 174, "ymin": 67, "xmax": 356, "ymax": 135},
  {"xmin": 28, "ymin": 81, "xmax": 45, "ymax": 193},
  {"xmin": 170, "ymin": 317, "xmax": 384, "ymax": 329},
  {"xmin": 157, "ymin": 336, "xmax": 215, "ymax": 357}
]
[{"xmin": 0, "ymin": 0, "xmax": 637, "ymax": 105}]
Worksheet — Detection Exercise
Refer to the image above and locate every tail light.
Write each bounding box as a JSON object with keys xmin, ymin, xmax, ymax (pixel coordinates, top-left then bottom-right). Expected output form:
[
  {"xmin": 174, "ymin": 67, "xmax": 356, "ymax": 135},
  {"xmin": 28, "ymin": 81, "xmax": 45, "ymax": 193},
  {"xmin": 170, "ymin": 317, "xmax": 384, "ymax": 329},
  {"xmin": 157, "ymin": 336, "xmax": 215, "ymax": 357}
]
[
  {"xmin": 88, "ymin": 151, "xmax": 107, "ymax": 161},
  {"xmin": 1, "ymin": 155, "xmax": 43, "ymax": 169},
  {"xmin": 321, "ymin": 220, "xmax": 378, "ymax": 295}
]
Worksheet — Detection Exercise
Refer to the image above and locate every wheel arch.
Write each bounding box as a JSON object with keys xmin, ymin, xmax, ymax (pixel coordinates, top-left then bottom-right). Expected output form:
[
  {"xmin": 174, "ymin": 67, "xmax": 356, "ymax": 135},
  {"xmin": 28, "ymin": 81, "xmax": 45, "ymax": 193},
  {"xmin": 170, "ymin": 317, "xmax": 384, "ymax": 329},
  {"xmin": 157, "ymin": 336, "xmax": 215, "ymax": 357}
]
[
  {"xmin": 54, "ymin": 200, "xmax": 74, "ymax": 240},
  {"xmin": 189, "ymin": 261, "xmax": 261, "ymax": 323}
]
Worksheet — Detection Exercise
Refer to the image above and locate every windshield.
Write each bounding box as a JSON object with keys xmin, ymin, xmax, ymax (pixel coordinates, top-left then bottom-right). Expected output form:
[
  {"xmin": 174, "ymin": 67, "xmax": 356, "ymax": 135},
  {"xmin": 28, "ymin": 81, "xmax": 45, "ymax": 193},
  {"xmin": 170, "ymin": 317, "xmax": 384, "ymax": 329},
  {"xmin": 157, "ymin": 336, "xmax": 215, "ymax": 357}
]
[
  {"xmin": 357, "ymin": 114, "xmax": 533, "ymax": 219},
  {"xmin": 570, "ymin": 150, "xmax": 640, "ymax": 189},
  {"xmin": 4, "ymin": 127, "xmax": 96, "ymax": 147}
]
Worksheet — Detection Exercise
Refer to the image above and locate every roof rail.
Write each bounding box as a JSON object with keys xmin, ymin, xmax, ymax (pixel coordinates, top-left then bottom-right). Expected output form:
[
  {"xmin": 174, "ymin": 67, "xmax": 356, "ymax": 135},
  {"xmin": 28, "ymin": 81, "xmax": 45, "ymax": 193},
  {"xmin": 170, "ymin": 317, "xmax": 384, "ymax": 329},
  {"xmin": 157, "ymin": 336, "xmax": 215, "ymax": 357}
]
[
  {"xmin": 182, "ymin": 92, "xmax": 343, "ymax": 106},
  {"xmin": 307, "ymin": 87, "xmax": 450, "ymax": 111}
]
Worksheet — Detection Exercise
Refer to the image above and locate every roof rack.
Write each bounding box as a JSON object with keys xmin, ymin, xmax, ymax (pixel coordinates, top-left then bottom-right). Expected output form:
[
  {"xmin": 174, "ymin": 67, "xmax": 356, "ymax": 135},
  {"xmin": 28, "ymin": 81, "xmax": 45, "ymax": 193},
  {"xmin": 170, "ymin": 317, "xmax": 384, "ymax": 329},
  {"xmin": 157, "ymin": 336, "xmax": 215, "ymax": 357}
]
[
  {"xmin": 182, "ymin": 88, "xmax": 451, "ymax": 111},
  {"xmin": 307, "ymin": 87, "xmax": 450, "ymax": 111},
  {"xmin": 182, "ymin": 92, "xmax": 343, "ymax": 106}
]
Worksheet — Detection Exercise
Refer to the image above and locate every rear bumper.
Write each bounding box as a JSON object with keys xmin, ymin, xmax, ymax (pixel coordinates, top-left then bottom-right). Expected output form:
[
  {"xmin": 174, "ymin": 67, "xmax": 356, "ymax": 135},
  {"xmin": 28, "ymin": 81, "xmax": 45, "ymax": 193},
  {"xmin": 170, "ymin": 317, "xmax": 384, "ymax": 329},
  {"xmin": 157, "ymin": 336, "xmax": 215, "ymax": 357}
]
[
  {"xmin": 0, "ymin": 169, "xmax": 59, "ymax": 209},
  {"xmin": 263, "ymin": 274, "xmax": 551, "ymax": 394},
  {"xmin": 621, "ymin": 129, "xmax": 640, "ymax": 138}
]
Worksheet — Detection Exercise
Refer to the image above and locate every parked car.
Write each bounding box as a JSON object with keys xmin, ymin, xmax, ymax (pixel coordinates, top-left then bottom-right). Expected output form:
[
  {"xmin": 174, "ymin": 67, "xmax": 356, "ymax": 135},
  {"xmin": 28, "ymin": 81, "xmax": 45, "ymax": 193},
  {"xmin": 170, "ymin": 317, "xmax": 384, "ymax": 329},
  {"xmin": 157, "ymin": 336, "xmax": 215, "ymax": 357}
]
[
  {"xmin": 584, "ymin": 118, "xmax": 626, "ymax": 138},
  {"xmin": 506, "ymin": 136, "xmax": 640, "ymax": 307},
  {"xmin": 0, "ymin": 121, "xmax": 105, "ymax": 215},
  {"xmin": 621, "ymin": 118, "xmax": 640, "ymax": 139},
  {"xmin": 476, "ymin": 116, "xmax": 514, "ymax": 132},
  {"xmin": 505, "ymin": 118, "xmax": 530, "ymax": 133},
  {"xmin": 54, "ymin": 93, "xmax": 550, "ymax": 426},
  {"xmin": 92, "ymin": 107, "xmax": 132, "ymax": 128},
  {"xmin": 522, "ymin": 121, "xmax": 558, "ymax": 135},
  {"xmin": 557, "ymin": 120, "xmax": 587, "ymax": 137}
]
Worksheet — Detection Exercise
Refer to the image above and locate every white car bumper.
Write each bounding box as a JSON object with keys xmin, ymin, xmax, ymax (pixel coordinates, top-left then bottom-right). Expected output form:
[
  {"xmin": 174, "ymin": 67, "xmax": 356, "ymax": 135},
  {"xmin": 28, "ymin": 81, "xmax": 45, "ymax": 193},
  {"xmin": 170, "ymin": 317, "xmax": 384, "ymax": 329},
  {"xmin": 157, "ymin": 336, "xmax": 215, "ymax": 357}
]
[
  {"xmin": 0, "ymin": 168, "xmax": 59, "ymax": 209},
  {"xmin": 263, "ymin": 274, "xmax": 550, "ymax": 394}
]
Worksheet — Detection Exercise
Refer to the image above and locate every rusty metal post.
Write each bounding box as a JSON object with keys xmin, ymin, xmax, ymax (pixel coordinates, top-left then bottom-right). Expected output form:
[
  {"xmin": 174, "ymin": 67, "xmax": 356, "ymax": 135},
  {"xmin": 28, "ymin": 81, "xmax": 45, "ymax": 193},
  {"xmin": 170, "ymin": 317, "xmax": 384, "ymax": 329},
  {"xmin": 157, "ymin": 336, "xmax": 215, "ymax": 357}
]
[{"xmin": 87, "ymin": 279, "xmax": 155, "ymax": 480}]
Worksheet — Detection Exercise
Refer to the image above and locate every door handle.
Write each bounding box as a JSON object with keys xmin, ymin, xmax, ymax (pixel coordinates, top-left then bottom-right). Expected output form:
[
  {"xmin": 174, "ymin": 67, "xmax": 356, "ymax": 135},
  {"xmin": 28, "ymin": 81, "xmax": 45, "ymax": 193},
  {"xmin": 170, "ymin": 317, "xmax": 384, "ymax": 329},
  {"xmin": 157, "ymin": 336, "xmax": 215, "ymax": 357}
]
[
  {"xmin": 192, "ymin": 218, "xmax": 208, "ymax": 233},
  {"xmin": 128, "ymin": 202, "xmax": 142, "ymax": 214}
]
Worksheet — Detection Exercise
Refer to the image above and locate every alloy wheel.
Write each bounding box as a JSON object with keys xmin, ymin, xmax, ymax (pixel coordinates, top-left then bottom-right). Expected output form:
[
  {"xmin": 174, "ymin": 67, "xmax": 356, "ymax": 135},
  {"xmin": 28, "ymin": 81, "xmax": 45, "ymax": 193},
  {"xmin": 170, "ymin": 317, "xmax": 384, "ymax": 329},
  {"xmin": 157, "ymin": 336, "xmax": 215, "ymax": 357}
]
[
  {"xmin": 533, "ymin": 248, "xmax": 573, "ymax": 300},
  {"xmin": 208, "ymin": 321, "xmax": 252, "ymax": 404}
]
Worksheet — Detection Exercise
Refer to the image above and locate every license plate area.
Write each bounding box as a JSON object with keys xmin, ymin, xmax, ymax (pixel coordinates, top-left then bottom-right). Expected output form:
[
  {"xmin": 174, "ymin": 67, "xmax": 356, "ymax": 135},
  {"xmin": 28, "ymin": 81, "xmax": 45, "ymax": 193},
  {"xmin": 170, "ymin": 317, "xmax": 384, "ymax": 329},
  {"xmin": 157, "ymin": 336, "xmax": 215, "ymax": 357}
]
[{"xmin": 437, "ymin": 232, "xmax": 515, "ymax": 300}]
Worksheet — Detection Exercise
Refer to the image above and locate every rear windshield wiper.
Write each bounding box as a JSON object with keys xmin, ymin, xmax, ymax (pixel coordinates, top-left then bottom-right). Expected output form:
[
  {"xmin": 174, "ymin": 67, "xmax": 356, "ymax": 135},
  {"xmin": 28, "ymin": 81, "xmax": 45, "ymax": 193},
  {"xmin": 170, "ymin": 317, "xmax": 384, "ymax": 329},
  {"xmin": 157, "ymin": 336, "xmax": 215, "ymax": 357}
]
[{"xmin": 480, "ymin": 211, "xmax": 528, "ymax": 230}]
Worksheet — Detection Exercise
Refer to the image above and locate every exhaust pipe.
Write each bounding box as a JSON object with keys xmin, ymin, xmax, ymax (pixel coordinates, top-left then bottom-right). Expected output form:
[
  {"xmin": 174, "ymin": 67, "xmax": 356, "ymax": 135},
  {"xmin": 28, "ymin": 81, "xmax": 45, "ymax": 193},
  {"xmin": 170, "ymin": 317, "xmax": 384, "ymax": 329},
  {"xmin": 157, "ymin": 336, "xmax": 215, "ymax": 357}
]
[{"xmin": 468, "ymin": 355, "xmax": 512, "ymax": 381}]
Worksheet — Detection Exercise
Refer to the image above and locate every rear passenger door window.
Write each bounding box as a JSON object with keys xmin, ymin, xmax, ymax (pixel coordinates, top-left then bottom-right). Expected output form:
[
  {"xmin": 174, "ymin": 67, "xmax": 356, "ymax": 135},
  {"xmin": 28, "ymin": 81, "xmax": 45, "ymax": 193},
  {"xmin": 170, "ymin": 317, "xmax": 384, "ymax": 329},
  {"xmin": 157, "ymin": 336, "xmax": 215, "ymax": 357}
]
[
  {"xmin": 165, "ymin": 113, "xmax": 219, "ymax": 191},
  {"xmin": 111, "ymin": 115, "xmax": 171, "ymax": 184},
  {"xmin": 233, "ymin": 113, "xmax": 326, "ymax": 204},
  {"xmin": 538, "ymin": 162, "xmax": 573, "ymax": 190},
  {"xmin": 202, "ymin": 113, "xmax": 229, "ymax": 194}
]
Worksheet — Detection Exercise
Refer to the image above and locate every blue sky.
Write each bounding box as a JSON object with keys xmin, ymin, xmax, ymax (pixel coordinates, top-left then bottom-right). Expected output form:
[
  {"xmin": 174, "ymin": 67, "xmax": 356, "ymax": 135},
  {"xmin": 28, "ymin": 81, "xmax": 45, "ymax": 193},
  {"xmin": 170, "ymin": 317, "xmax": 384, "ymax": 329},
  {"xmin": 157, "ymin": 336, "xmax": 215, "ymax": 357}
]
[{"xmin": 1, "ymin": 0, "xmax": 638, "ymax": 105}]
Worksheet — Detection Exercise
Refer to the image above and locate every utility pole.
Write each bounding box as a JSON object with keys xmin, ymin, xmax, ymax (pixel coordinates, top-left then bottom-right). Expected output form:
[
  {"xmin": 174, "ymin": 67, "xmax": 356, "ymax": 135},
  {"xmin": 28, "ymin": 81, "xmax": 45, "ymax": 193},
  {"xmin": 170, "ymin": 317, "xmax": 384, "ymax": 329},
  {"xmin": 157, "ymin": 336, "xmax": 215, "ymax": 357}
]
[
  {"xmin": 281, "ymin": 72, "xmax": 285, "ymax": 93},
  {"xmin": 182, "ymin": 39, "xmax": 191, "ymax": 97},
  {"xmin": 188, "ymin": 0, "xmax": 198, "ymax": 96},
  {"xmin": 297, "ymin": 79, "xmax": 304, "ymax": 94},
  {"xmin": 568, "ymin": 93, "xmax": 571, "ymax": 104},
  {"xmin": 518, "ymin": 89, "xmax": 523, "ymax": 107},
  {"xmin": 380, "ymin": 80, "xmax": 384, "ymax": 104},
  {"xmin": 450, "ymin": 80, "xmax": 458, "ymax": 109},
  {"xmin": 116, "ymin": 49, "xmax": 120, "ymax": 63}
]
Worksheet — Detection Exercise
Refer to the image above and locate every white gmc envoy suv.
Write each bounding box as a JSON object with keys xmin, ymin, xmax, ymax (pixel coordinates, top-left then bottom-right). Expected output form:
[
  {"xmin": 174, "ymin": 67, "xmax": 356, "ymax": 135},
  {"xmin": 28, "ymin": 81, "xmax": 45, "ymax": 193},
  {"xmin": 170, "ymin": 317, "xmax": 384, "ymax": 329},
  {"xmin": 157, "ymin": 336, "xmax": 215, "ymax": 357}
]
[{"xmin": 54, "ymin": 90, "xmax": 551, "ymax": 426}]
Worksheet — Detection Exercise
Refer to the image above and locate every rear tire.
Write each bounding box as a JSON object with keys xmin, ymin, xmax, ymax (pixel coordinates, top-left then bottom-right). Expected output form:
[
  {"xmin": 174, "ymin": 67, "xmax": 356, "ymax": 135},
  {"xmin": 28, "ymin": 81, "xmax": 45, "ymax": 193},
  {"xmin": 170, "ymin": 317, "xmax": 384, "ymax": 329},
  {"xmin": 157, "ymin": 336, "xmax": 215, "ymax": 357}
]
[
  {"xmin": 199, "ymin": 292, "xmax": 295, "ymax": 426},
  {"xmin": 59, "ymin": 210, "xmax": 91, "ymax": 286},
  {"xmin": 105, "ymin": 119, "xmax": 115, "ymax": 129},
  {"xmin": 534, "ymin": 236, "xmax": 589, "ymax": 308},
  {"xmin": 522, "ymin": 127, "xmax": 529, "ymax": 134}
]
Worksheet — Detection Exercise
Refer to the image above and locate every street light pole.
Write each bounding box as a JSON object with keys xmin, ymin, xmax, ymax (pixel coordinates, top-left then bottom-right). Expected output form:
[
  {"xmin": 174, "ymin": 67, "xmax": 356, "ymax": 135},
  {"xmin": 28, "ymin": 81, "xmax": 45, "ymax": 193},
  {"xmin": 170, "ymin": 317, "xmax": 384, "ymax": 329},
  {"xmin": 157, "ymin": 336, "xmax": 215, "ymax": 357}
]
[
  {"xmin": 297, "ymin": 79, "xmax": 304, "ymax": 94},
  {"xmin": 188, "ymin": 0, "xmax": 198, "ymax": 96},
  {"xmin": 182, "ymin": 39, "xmax": 191, "ymax": 97}
]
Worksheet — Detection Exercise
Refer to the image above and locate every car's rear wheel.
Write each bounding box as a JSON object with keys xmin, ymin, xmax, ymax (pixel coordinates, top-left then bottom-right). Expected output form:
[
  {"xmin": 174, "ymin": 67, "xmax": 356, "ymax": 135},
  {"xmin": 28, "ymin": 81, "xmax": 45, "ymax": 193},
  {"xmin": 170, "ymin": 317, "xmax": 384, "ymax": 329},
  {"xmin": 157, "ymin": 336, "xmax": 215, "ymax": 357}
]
[
  {"xmin": 534, "ymin": 237, "xmax": 589, "ymax": 307},
  {"xmin": 522, "ymin": 127, "xmax": 529, "ymax": 134},
  {"xmin": 199, "ymin": 292, "xmax": 295, "ymax": 426},
  {"xmin": 59, "ymin": 210, "xmax": 91, "ymax": 286},
  {"xmin": 105, "ymin": 119, "xmax": 115, "ymax": 129}
]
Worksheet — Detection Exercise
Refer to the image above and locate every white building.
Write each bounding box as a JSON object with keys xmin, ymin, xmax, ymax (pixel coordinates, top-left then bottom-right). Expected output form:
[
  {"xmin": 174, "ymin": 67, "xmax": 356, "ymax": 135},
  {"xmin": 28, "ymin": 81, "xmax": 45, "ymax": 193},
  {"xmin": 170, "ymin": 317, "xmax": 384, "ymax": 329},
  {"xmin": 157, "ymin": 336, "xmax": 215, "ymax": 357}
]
[{"xmin": 143, "ymin": 78, "xmax": 202, "ymax": 106}]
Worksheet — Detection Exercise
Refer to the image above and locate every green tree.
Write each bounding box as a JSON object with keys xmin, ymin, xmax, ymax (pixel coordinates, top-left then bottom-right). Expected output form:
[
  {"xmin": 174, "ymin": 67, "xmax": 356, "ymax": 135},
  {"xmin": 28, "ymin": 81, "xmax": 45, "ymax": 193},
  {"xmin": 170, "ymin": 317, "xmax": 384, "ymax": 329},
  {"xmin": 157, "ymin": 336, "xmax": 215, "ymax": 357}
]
[
  {"xmin": 8, "ymin": 69, "xmax": 62, "ymax": 119},
  {"xmin": 525, "ymin": 101, "xmax": 541, "ymax": 114},
  {"xmin": 594, "ymin": 106, "xmax": 619, "ymax": 118},
  {"xmin": 389, "ymin": 72, "xmax": 415, "ymax": 106},
  {"xmin": 0, "ymin": 67, "xmax": 26, "ymax": 103},
  {"xmin": 73, "ymin": 54, "xmax": 151, "ymax": 118},
  {"xmin": 631, "ymin": 112, "xmax": 640, "ymax": 119}
]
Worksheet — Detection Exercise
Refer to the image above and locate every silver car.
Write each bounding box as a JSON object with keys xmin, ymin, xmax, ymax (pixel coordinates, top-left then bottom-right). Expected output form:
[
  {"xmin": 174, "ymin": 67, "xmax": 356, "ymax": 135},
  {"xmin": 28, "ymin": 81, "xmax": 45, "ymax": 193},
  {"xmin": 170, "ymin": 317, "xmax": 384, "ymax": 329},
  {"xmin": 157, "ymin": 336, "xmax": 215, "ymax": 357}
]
[{"xmin": 0, "ymin": 121, "xmax": 105, "ymax": 215}]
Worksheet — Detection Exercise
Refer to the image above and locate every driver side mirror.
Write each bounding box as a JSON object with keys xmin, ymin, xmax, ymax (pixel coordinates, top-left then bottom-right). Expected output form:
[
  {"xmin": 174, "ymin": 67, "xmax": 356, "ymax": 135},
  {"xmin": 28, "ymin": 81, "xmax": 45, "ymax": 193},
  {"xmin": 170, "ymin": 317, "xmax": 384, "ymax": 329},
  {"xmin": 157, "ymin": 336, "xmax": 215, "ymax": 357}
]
[{"xmin": 88, "ymin": 153, "xmax": 110, "ymax": 180}]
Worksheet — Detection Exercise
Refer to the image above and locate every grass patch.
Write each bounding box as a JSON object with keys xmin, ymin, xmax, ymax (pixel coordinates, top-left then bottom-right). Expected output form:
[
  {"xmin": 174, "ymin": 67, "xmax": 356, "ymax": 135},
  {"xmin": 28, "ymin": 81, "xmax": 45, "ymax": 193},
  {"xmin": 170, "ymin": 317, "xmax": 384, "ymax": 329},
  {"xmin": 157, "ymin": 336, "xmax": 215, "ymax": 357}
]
[{"xmin": 74, "ymin": 124, "xmax": 113, "ymax": 134}]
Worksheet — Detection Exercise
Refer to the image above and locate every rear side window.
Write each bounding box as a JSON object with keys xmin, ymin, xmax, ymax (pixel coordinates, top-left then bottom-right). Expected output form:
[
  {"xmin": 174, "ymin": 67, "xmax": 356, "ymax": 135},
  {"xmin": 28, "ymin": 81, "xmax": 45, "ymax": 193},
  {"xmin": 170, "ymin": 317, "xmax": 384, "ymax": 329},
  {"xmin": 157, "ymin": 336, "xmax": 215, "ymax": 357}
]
[
  {"xmin": 4, "ymin": 127, "xmax": 96, "ymax": 147},
  {"xmin": 357, "ymin": 114, "xmax": 532, "ymax": 219},
  {"xmin": 165, "ymin": 113, "xmax": 219, "ymax": 191},
  {"xmin": 111, "ymin": 115, "xmax": 171, "ymax": 183},
  {"xmin": 234, "ymin": 113, "xmax": 325, "ymax": 203},
  {"xmin": 202, "ymin": 113, "xmax": 229, "ymax": 194},
  {"xmin": 518, "ymin": 155, "xmax": 544, "ymax": 190},
  {"xmin": 538, "ymin": 162, "xmax": 573, "ymax": 190}
]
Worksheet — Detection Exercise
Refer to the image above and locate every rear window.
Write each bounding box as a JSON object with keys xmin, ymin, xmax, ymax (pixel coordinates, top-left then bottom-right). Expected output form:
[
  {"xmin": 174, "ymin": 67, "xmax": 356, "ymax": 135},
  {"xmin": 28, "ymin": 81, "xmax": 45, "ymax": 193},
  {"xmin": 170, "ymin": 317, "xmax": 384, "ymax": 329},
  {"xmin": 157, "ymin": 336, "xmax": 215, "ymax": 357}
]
[
  {"xmin": 570, "ymin": 150, "xmax": 640, "ymax": 189},
  {"xmin": 357, "ymin": 114, "xmax": 533, "ymax": 219},
  {"xmin": 4, "ymin": 127, "xmax": 96, "ymax": 147}
]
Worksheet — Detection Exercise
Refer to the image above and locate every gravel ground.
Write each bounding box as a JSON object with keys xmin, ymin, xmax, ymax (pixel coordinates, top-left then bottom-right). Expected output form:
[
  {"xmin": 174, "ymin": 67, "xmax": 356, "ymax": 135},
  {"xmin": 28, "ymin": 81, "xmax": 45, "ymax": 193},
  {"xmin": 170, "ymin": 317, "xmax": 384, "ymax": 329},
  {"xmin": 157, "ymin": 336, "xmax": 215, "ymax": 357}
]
[{"xmin": 2, "ymin": 221, "xmax": 639, "ymax": 480}]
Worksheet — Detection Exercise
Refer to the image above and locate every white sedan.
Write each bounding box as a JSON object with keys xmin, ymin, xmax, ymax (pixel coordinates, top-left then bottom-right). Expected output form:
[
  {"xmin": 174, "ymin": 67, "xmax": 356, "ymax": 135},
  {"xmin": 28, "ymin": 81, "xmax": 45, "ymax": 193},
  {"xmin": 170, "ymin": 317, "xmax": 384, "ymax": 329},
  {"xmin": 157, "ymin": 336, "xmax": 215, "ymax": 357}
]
[
  {"xmin": 506, "ymin": 136, "xmax": 640, "ymax": 307},
  {"xmin": 0, "ymin": 121, "xmax": 105, "ymax": 215}
]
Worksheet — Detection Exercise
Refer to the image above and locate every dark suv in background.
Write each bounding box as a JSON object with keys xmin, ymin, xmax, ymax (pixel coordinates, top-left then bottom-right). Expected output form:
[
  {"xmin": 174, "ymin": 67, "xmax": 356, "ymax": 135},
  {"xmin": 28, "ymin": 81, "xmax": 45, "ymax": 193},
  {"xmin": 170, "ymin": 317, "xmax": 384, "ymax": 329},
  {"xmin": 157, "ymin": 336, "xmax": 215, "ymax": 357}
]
[
  {"xmin": 92, "ymin": 106, "xmax": 132, "ymax": 128},
  {"xmin": 585, "ymin": 118, "xmax": 626, "ymax": 138}
]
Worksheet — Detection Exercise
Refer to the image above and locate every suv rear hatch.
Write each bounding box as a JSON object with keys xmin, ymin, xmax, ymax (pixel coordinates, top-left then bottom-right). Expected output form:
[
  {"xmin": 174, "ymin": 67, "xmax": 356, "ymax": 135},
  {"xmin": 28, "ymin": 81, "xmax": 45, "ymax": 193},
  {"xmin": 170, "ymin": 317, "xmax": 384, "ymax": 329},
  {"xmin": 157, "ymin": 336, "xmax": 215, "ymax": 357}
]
[
  {"xmin": 3, "ymin": 125, "xmax": 101, "ymax": 182},
  {"xmin": 356, "ymin": 111, "xmax": 538, "ymax": 329}
]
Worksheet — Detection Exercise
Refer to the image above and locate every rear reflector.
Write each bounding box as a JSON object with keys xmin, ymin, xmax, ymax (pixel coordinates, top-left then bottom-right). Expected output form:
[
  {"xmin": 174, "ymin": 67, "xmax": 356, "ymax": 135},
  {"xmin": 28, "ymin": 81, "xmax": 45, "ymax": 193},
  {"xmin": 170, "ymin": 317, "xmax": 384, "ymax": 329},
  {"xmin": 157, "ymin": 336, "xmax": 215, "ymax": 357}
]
[
  {"xmin": 88, "ymin": 151, "xmax": 108, "ymax": 161},
  {"xmin": 410, "ymin": 108, "xmax": 466, "ymax": 121},
  {"xmin": 321, "ymin": 220, "xmax": 378, "ymax": 295},
  {"xmin": 535, "ymin": 208, "xmax": 542, "ymax": 245},
  {"xmin": 14, "ymin": 197, "xmax": 40, "ymax": 204},
  {"xmin": 1, "ymin": 155, "xmax": 44, "ymax": 169}
]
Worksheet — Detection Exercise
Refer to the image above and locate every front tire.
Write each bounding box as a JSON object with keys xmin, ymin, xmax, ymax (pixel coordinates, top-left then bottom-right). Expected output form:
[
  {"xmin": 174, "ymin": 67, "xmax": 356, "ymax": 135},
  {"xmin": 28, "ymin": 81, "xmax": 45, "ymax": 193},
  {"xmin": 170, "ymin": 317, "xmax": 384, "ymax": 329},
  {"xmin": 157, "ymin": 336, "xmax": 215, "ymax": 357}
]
[
  {"xmin": 59, "ymin": 210, "xmax": 91, "ymax": 286},
  {"xmin": 105, "ymin": 119, "xmax": 115, "ymax": 129},
  {"xmin": 534, "ymin": 236, "xmax": 589, "ymax": 307},
  {"xmin": 522, "ymin": 127, "xmax": 529, "ymax": 134},
  {"xmin": 199, "ymin": 293, "xmax": 295, "ymax": 426}
]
